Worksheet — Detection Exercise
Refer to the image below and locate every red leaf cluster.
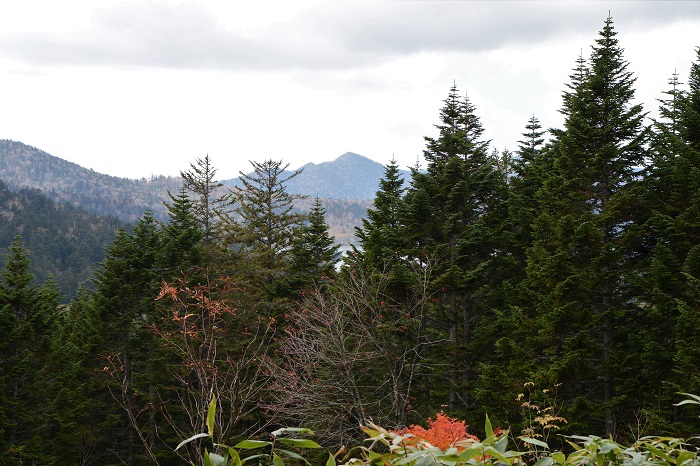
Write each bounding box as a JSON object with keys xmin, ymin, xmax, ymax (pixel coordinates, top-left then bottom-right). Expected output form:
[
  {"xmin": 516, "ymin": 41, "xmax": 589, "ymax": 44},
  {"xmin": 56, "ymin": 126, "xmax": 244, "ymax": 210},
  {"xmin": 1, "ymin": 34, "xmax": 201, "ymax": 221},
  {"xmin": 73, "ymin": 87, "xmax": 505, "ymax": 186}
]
[{"xmin": 395, "ymin": 412, "xmax": 479, "ymax": 450}]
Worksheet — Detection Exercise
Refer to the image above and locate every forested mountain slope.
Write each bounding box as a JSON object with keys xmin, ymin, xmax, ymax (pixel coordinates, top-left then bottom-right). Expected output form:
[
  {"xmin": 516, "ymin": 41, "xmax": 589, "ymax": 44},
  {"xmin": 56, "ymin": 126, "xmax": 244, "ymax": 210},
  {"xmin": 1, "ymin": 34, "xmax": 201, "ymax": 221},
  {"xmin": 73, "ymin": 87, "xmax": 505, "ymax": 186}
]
[
  {"xmin": 0, "ymin": 179, "xmax": 124, "ymax": 301},
  {"xmin": 0, "ymin": 139, "xmax": 182, "ymax": 222},
  {"xmin": 0, "ymin": 140, "xmax": 377, "ymax": 242}
]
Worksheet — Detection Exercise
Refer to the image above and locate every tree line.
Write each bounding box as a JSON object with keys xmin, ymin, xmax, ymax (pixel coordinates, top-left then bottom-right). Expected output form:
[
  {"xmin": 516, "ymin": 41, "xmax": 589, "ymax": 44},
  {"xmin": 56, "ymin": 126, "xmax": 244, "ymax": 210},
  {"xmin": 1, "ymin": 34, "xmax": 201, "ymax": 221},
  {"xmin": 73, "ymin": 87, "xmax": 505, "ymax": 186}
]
[{"xmin": 1, "ymin": 16, "xmax": 699, "ymax": 464}]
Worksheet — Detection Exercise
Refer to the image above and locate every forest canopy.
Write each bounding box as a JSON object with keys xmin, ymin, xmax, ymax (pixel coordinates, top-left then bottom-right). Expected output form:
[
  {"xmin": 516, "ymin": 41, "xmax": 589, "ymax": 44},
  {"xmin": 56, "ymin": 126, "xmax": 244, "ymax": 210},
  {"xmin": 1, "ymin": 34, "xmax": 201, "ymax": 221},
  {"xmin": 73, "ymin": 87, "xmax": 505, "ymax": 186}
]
[{"xmin": 1, "ymin": 16, "xmax": 700, "ymax": 465}]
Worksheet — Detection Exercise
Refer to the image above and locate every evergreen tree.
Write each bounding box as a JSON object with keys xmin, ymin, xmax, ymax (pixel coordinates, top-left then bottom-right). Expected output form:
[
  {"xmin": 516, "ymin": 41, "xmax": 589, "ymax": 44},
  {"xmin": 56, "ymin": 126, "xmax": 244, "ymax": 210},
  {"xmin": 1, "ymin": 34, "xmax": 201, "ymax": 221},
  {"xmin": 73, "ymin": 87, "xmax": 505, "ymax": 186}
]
[
  {"xmin": 474, "ymin": 116, "xmax": 551, "ymax": 429},
  {"xmin": 289, "ymin": 196, "xmax": 341, "ymax": 287},
  {"xmin": 350, "ymin": 157, "xmax": 415, "ymax": 298},
  {"xmin": 353, "ymin": 159, "xmax": 407, "ymax": 271},
  {"xmin": 643, "ymin": 47, "xmax": 700, "ymax": 433},
  {"xmin": 507, "ymin": 115, "xmax": 549, "ymax": 279},
  {"xmin": 45, "ymin": 288, "xmax": 106, "ymax": 464},
  {"xmin": 86, "ymin": 213, "xmax": 166, "ymax": 464},
  {"xmin": 524, "ymin": 16, "xmax": 648, "ymax": 438},
  {"xmin": 672, "ymin": 48, "xmax": 700, "ymax": 406},
  {"xmin": 0, "ymin": 238, "xmax": 60, "ymax": 463},
  {"xmin": 226, "ymin": 159, "xmax": 307, "ymax": 301},
  {"xmin": 402, "ymin": 85, "xmax": 507, "ymax": 418},
  {"xmin": 159, "ymin": 186, "xmax": 204, "ymax": 279},
  {"xmin": 180, "ymin": 154, "xmax": 228, "ymax": 250}
]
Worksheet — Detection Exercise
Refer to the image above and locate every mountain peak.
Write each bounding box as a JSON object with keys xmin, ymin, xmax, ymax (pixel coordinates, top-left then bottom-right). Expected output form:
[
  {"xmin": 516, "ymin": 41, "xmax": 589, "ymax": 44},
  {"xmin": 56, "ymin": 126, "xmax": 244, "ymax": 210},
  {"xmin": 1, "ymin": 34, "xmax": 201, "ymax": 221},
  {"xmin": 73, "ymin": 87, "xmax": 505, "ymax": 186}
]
[
  {"xmin": 336, "ymin": 152, "xmax": 364, "ymax": 160},
  {"xmin": 224, "ymin": 152, "xmax": 406, "ymax": 200}
]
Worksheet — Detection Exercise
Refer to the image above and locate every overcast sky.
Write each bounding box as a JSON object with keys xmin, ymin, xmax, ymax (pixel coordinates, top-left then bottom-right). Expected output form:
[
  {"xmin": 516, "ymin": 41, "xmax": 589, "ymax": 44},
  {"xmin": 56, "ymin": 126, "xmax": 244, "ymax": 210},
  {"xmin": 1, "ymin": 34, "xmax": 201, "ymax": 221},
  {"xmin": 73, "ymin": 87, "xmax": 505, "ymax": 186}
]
[{"xmin": 1, "ymin": 1, "xmax": 698, "ymax": 180}]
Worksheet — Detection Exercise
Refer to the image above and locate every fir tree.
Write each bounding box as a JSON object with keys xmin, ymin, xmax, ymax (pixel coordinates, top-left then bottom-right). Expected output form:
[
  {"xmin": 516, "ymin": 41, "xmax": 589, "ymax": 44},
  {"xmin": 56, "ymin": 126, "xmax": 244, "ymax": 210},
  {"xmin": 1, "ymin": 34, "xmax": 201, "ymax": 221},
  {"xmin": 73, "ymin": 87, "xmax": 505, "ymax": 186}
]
[
  {"xmin": 352, "ymin": 158, "xmax": 410, "ymax": 290},
  {"xmin": 524, "ymin": 16, "xmax": 648, "ymax": 437},
  {"xmin": 180, "ymin": 154, "xmax": 228, "ymax": 250},
  {"xmin": 403, "ymin": 85, "xmax": 507, "ymax": 418},
  {"xmin": 644, "ymin": 47, "xmax": 700, "ymax": 433},
  {"xmin": 159, "ymin": 186, "xmax": 204, "ymax": 279},
  {"xmin": 0, "ymin": 238, "xmax": 60, "ymax": 463},
  {"xmin": 289, "ymin": 196, "xmax": 340, "ymax": 287},
  {"xmin": 226, "ymin": 159, "xmax": 307, "ymax": 301},
  {"xmin": 86, "ymin": 213, "xmax": 166, "ymax": 464}
]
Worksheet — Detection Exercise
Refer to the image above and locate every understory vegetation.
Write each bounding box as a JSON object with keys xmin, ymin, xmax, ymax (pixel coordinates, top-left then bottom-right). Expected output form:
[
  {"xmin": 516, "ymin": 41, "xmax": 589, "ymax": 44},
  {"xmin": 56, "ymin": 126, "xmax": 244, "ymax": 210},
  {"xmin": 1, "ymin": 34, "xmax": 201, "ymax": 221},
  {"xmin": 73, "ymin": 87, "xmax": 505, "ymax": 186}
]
[{"xmin": 1, "ymin": 16, "xmax": 700, "ymax": 465}]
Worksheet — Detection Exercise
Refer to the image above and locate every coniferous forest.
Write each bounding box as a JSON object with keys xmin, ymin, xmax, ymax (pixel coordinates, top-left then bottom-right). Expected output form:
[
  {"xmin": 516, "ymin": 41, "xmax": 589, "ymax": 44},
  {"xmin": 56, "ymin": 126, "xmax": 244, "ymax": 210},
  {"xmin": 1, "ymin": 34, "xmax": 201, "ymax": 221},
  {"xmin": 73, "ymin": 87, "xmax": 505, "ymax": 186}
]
[{"xmin": 2, "ymin": 17, "xmax": 700, "ymax": 465}]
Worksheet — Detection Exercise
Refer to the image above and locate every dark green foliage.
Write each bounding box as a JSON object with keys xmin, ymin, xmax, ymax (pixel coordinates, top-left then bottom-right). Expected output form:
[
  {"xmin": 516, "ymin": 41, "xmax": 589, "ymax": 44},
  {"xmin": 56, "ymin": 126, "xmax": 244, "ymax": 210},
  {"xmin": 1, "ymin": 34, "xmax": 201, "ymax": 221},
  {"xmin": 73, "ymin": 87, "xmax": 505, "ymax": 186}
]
[
  {"xmin": 0, "ymin": 179, "xmax": 123, "ymax": 301},
  {"xmin": 350, "ymin": 158, "xmax": 418, "ymax": 303},
  {"xmin": 522, "ymin": 16, "xmax": 649, "ymax": 437},
  {"xmin": 180, "ymin": 154, "xmax": 229, "ymax": 249},
  {"xmin": 226, "ymin": 159, "xmax": 307, "ymax": 301},
  {"xmin": 289, "ymin": 196, "xmax": 341, "ymax": 287},
  {"xmin": 642, "ymin": 47, "xmax": 700, "ymax": 434},
  {"xmin": 83, "ymin": 213, "xmax": 168, "ymax": 464},
  {"xmin": 2, "ymin": 16, "xmax": 700, "ymax": 462},
  {"xmin": 0, "ymin": 238, "xmax": 61, "ymax": 464},
  {"xmin": 353, "ymin": 158, "xmax": 408, "ymax": 280},
  {"xmin": 159, "ymin": 186, "xmax": 204, "ymax": 279},
  {"xmin": 401, "ymin": 85, "xmax": 508, "ymax": 420}
]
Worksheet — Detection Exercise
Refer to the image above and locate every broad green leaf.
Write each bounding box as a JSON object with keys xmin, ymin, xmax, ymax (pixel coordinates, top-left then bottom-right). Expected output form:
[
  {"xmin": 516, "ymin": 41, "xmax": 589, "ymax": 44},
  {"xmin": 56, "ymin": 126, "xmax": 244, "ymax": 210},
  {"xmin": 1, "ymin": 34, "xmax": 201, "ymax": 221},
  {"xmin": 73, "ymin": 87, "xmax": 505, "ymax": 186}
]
[
  {"xmin": 533, "ymin": 456, "xmax": 554, "ymax": 466},
  {"xmin": 645, "ymin": 444, "xmax": 672, "ymax": 462},
  {"xmin": 494, "ymin": 432, "xmax": 509, "ymax": 453},
  {"xmin": 434, "ymin": 453, "xmax": 462, "ymax": 462},
  {"xmin": 457, "ymin": 446, "xmax": 483, "ymax": 462},
  {"xmin": 277, "ymin": 438, "xmax": 321, "ymax": 449},
  {"xmin": 482, "ymin": 446, "xmax": 510, "ymax": 463},
  {"xmin": 234, "ymin": 439, "xmax": 272, "ymax": 449},
  {"xmin": 597, "ymin": 441, "xmax": 618, "ymax": 455},
  {"xmin": 207, "ymin": 396, "xmax": 217, "ymax": 437},
  {"xmin": 520, "ymin": 437, "xmax": 550, "ymax": 449},
  {"xmin": 273, "ymin": 453, "xmax": 285, "ymax": 466},
  {"xmin": 326, "ymin": 453, "xmax": 337, "ymax": 466},
  {"xmin": 552, "ymin": 451, "xmax": 566, "ymax": 464},
  {"xmin": 220, "ymin": 446, "xmax": 242, "ymax": 466},
  {"xmin": 485, "ymin": 414, "xmax": 494, "ymax": 439},
  {"xmin": 278, "ymin": 448, "xmax": 311, "ymax": 464},
  {"xmin": 414, "ymin": 455, "xmax": 438, "ymax": 466},
  {"xmin": 176, "ymin": 432, "xmax": 210, "ymax": 450},
  {"xmin": 240, "ymin": 453, "xmax": 267, "ymax": 464},
  {"xmin": 676, "ymin": 450, "xmax": 696, "ymax": 465},
  {"xmin": 360, "ymin": 426, "xmax": 382, "ymax": 438}
]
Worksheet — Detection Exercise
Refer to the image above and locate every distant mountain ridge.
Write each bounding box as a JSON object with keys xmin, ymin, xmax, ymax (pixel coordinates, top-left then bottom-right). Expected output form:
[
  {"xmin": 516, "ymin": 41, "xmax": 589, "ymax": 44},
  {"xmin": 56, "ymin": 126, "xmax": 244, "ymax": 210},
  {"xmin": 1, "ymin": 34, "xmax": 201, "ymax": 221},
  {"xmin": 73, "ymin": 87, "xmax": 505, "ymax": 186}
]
[
  {"xmin": 0, "ymin": 139, "xmax": 182, "ymax": 222},
  {"xmin": 223, "ymin": 152, "xmax": 411, "ymax": 200},
  {"xmin": 0, "ymin": 140, "xmax": 410, "ymax": 244}
]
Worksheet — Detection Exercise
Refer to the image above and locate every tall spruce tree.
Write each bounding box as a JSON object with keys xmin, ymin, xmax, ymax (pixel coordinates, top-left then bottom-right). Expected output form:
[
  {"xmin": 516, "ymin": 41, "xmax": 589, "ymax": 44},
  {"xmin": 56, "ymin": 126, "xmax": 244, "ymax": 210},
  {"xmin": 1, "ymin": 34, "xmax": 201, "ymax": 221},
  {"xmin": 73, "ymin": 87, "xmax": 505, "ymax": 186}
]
[
  {"xmin": 159, "ymin": 186, "xmax": 204, "ymax": 280},
  {"xmin": 289, "ymin": 196, "xmax": 340, "ymax": 287},
  {"xmin": 474, "ymin": 116, "xmax": 551, "ymax": 429},
  {"xmin": 403, "ymin": 85, "xmax": 507, "ymax": 418},
  {"xmin": 226, "ymin": 159, "xmax": 307, "ymax": 302},
  {"xmin": 180, "ymin": 154, "xmax": 228, "ymax": 251},
  {"xmin": 0, "ymin": 238, "xmax": 60, "ymax": 463},
  {"xmin": 672, "ymin": 48, "xmax": 700, "ymax": 412},
  {"xmin": 352, "ymin": 158, "xmax": 412, "ymax": 293},
  {"xmin": 86, "ymin": 213, "xmax": 166, "ymax": 464},
  {"xmin": 643, "ymin": 47, "xmax": 700, "ymax": 434},
  {"xmin": 524, "ymin": 16, "xmax": 648, "ymax": 438}
]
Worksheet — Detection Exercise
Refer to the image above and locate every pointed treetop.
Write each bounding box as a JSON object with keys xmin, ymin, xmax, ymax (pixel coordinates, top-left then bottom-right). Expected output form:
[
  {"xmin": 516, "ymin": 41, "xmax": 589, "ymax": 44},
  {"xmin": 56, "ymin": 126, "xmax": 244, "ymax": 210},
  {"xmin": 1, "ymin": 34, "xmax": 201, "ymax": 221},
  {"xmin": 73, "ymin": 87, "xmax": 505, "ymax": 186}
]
[{"xmin": 1, "ymin": 236, "xmax": 32, "ymax": 291}]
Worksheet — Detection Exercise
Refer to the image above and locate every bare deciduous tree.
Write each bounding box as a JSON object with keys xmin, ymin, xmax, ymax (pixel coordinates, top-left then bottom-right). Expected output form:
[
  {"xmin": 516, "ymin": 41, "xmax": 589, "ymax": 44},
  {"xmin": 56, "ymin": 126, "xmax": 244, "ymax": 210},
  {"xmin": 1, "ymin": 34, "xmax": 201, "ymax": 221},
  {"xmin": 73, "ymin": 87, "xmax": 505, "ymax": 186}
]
[{"xmin": 263, "ymin": 262, "xmax": 440, "ymax": 446}]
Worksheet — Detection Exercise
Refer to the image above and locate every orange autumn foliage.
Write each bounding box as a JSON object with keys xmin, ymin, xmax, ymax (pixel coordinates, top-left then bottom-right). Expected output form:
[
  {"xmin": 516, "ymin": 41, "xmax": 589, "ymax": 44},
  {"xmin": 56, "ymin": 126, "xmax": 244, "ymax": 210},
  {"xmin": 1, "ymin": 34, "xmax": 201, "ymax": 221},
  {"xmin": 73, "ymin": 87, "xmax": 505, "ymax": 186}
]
[{"xmin": 396, "ymin": 412, "xmax": 479, "ymax": 450}]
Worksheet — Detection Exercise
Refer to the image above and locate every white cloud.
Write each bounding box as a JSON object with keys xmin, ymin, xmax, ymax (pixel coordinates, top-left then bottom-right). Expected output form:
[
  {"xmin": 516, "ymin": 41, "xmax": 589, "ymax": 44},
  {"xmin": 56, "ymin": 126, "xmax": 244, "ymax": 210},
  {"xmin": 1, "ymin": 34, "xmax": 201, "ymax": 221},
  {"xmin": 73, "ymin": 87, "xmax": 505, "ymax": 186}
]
[{"xmin": 0, "ymin": 1, "xmax": 698, "ymax": 179}]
